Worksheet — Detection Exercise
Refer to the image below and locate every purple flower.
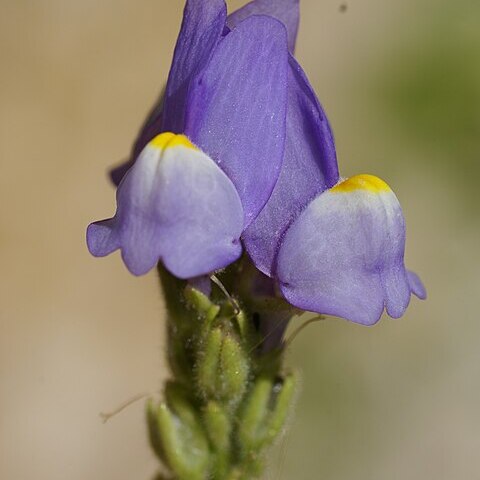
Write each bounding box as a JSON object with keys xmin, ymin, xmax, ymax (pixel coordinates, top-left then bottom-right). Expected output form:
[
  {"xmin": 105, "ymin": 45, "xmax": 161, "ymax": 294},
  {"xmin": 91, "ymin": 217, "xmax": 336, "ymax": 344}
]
[
  {"xmin": 87, "ymin": 0, "xmax": 425, "ymax": 326},
  {"xmin": 87, "ymin": 1, "xmax": 290, "ymax": 277},
  {"xmin": 271, "ymin": 176, "xmax": 427, "ymax": 326},
  {"xmin": 228, "ymin": 2, "xmax": 426, "ymax": 325}
]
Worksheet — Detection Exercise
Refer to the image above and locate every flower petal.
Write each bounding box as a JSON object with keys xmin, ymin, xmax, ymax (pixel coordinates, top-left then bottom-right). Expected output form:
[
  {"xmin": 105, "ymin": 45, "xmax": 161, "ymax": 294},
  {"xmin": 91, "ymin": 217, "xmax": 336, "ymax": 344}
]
[
  {"xmin": 276, "ymin": 175, "xmax": 417, "ymax": 325},
  {"xmin": 184, "ymin": 15, "xmax": 289, "ymax": 228},
  {"xmin": 227, "ymin": 0, "xmax": 300, "ymax": 53},
  {"xmin": 87, "ymin": 133, "xmax": 244, "ymax": 278},
  {"xmin": 407, "ymin": 270, "xmax": 427, "ymax": 300},
  {"xmin": 243, "ymin": 56, "xmax": 339, "ymax": 276},
  {"xmin": 162, "ymin": 0, "xmax": 227, "ymax": 134}
]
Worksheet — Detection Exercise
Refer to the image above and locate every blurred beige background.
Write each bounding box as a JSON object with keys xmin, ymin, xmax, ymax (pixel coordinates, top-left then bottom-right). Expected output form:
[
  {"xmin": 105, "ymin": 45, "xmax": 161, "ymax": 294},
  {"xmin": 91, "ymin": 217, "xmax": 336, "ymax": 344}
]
[{"xmin": 0, "ymin": 0, "xmax": 478, "ymax": 479}]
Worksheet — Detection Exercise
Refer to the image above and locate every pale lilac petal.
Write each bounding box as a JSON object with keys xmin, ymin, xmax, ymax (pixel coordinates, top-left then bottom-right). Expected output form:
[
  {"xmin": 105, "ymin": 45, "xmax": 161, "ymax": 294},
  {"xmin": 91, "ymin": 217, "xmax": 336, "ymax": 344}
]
[
  {"xmin": 185, "ymin": 15, "xmax": 289, "ymax": 227},
  {"xmin": 408, "ymin": 270, "xmax": 427, "ymax": 300},
  {"xmin": 382, "ymin": 266, "xmax": 411, "ymax": 318},
  {"xmin": 243, "ymin": 56, "xmax": 339, "ymax": 276},
  {"xmin": 87, "ymin": 134, "xmax": 243, "ymax": 278},
  {"xmin": 276, "ymin": 175, "xmax": 413, "ymax": 325},
  {"xmin": 227, "ymin": 0, "xmax": 300, "ymax": 53},
  {"xmin": 85, "ymin": 218, "xmax": 119, "ymax": 257}
]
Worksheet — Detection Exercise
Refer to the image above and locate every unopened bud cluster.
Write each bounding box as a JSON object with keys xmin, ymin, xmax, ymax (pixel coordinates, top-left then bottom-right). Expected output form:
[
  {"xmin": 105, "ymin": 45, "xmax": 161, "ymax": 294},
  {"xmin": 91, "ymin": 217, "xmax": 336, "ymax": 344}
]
[{"xmin": 147, "ymin": 267, "xmax": 297, "ymax": 480}]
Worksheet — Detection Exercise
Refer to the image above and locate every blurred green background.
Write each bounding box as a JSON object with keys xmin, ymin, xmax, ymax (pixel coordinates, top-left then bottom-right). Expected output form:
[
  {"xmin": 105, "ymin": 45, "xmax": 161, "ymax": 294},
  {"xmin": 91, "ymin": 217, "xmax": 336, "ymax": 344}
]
[{"xmin": 0, "ymin": 0, "xmax": 478, "ymax": 479}]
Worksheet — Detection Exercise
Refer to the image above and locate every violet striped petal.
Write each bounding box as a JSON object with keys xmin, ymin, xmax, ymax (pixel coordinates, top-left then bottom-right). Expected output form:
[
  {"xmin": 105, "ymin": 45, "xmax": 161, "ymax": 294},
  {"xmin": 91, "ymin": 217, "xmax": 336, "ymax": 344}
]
[
  {"xmin": 185, "ymin": 15, "xmax": 289, "ymax": 227},
  {"xmin": 243, "ymin": 56, "xmax": 339, "ymax": 276},
  {"xmin": 227, "ymin": 0, "xmax": 300, "ymax": 53}
]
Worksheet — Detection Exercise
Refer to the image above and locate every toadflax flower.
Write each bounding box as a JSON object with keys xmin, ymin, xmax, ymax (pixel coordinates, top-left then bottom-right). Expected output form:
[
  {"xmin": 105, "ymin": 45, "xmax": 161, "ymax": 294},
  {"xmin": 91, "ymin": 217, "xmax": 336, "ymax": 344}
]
[
  {"xmin": 230, "ymin": 1, "xmax": 426, "ymax": 325},
  {"xmin": 87, "ymin": 0, "xmax": 425, "ymax": 325},
  {"xmin": 87, "ymin": 0, "xmax": 290, "ymax": 278},
  {"xmin": 87, "ymin": 3, "xmax": 427, "ymax": 477}
]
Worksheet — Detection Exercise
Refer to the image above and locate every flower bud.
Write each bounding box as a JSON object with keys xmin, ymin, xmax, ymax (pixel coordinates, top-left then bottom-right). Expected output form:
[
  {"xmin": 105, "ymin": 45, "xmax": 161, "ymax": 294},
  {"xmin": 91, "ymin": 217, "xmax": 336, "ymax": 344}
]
[
  {"xmin": 196, "ymin": 327, "xmax": 223, "ymax": 399},
  {"xmin": 203, "ymin": 401, "xmax": 232, "ymax": 477},
  {"xmin": 237, "ymin": 373, "xmax": 297, "ymax": 463},
  {"xmin": 184, "ymin": 285, "xmax": 220, "ymax": 328},
  {"xmin": 196, "ymin": 327, "xmax": 250, "ymax": 409},
  {"xmin": 219, "ymin": 334, "xmax": 250, "ymax": 408},
  {"xmin": 147, "ymin": 384, "xmax": 210, "ymax": 480}
]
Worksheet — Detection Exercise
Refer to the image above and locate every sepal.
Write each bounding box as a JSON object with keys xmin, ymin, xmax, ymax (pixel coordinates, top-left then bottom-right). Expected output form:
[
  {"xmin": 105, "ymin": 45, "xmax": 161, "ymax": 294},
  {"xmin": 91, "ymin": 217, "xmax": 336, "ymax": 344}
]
[{"xmin": 184, "ymin": 284, "xmax": 221, "ymax": 329}]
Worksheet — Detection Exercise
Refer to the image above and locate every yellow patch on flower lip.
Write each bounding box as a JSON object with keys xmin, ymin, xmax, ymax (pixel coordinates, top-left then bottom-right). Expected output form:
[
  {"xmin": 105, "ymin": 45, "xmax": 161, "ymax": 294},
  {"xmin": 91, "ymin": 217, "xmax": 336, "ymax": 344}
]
[
  {"xmin": 330, "ymin": 174, "xmax": 391, "ymax": 194},
  {"xmin": 149, "ymin": 132, "xmax": 197, "ymax": 151}
]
